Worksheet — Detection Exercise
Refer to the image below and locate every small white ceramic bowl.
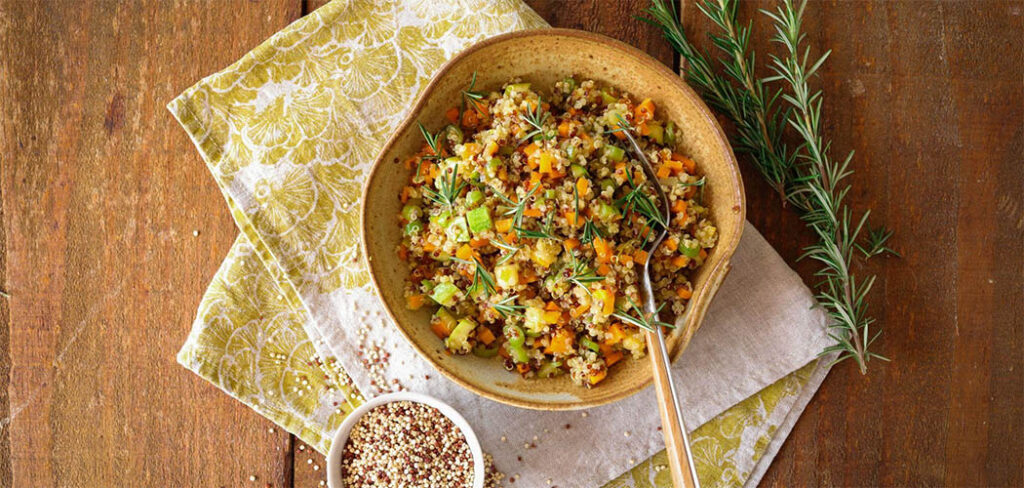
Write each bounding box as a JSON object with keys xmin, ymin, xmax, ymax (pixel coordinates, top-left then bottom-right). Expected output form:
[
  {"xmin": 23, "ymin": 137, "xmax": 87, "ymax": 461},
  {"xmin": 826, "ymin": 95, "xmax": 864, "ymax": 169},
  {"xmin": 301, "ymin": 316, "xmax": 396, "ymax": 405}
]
[{"xmin": 326, "ymin": 392, "xmax": 485, "ymax": 488}]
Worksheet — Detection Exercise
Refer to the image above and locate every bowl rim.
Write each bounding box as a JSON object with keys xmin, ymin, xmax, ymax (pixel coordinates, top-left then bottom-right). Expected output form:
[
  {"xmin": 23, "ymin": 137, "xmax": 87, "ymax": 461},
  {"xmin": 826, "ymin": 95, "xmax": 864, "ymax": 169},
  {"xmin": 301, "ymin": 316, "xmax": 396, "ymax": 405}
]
[
  {"xmin": 360, "ymin": 27, "xmax": 745, "ymax": 410},
  {"xmin": 325, "ymin": 392, "xmax": 485, "ymax": 488}
]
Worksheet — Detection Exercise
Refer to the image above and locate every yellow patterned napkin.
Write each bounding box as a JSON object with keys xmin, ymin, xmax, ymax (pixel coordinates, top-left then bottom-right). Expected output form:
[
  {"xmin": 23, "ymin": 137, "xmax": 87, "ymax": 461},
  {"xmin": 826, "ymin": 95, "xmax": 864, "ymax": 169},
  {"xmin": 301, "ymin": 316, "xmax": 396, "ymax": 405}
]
[{"xmin": 170, "ymin": 1, "xmax": 832, "ymax": 486}]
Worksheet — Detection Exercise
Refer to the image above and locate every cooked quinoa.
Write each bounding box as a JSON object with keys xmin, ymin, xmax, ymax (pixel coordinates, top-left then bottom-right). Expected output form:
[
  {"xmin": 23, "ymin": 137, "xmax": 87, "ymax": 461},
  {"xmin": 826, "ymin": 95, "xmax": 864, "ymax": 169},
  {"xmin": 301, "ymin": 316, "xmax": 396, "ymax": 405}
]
[{"xmin": 396, "ymin": 77, "xmax": 717, "ymax": 387}]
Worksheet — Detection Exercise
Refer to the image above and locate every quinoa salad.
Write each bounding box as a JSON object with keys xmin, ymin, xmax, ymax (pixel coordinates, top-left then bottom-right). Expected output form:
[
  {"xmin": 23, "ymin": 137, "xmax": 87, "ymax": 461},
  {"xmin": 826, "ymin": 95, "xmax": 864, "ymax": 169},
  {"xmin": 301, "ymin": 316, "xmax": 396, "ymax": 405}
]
[{"xmin": 396, "ymin": 76, "xmax": 717, "ymax": 387}]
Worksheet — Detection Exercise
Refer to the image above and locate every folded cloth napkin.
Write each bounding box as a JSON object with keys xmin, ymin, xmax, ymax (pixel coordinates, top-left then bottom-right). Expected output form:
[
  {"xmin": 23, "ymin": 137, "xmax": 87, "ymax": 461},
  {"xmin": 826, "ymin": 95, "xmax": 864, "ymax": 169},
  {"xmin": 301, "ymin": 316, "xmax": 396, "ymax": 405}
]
[{"xmin": 170, "ymin": 0, "xmax": 834, "ymax": 486}]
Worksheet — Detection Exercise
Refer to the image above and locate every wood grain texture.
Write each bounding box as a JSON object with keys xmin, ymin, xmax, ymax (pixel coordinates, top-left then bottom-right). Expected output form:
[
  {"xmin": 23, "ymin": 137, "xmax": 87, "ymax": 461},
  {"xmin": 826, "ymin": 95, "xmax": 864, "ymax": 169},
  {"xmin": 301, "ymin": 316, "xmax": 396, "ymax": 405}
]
[
  {"xmin": 1, "ymin": 0, "xmax": 1021, "ymax": 487},
  {"xmin": 0, "ymin": 0, "xmax": 303, "ymax": 486}
]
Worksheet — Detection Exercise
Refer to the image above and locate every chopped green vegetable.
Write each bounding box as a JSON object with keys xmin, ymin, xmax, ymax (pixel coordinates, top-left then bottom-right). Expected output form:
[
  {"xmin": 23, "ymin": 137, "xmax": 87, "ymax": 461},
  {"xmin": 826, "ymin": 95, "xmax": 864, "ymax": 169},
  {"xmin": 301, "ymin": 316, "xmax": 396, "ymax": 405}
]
[
  {"xmin": 562, "ymin": 77, "xmax": 577, "ymax": 91},
  {"xmin": 466, "ymin": 207, "xmax": 492, "ymax": 233},
  {"xmin": 434, "ymin": 307, "xmax": 457, "ymax": 332},
  {"xmin": 507, "ymin": 343, "xmax": 530, "ymax": 363},
  {"xmin": 598, "ymin": 178, "xmax": 616, "ymax": 194},
  {"xmin": 466, "ymin": 189, "xmax": 484, "ymax": 207},
  {"xmin": 645, "ymin": 122, "xmax": 664, "ymax": 144},
  {"xmin": 537, "ymin": 361, "xmax": 563, "ymax": 378},
  {"xmin": 604, "ymin": 145, "xmax": 625, "ymax": 162},
  {"xmin": 495, "ymin": 263, "xmax": 519, "ymax": 287},
  {"xmin": 404, "ymin": 221, "xmax": 423, "ymax": 236},
  {"xmin": 600, "ymin": 89, "xmax": 618, "ymax": 105},
  {"xmin": 441, "ymin": 124, "xmax": 463, "ymax": 145},
  {"xmin": 445, "ymin": 318, "xmax": 477, "ymax": 353},
  {"xmin": 580, "ymin": 336, "xmax": 600, "ymax": 353},
  {"xmin": 665, "ymin": 121, "xmax": 676, "ymax": 147},
  {"xmin": 680, "ymin": 242, "xmax": 700, "ymax": 258},
  {"xmin": 596, "ymin": 203, "xmax": 619, "ymax": 222},
  {"xmin": 486, "ymin": 158, "xmax": 502, "ymax": 177},
  {"xmin": 445, "ymin": 216, "xmax": 470, "ymax": 242},
  {"xmin": 569, "ymin": 164, "xmax": 588, "ymax": 178},
  {"xmin": 430, "ymin": 282, "xmax": 460, "ymax": 307},
  {"xmin": 472, "ymin": 344, "xmax": 500, "ymax": 358},
  {"xmin": 401, "ymin": 204, "xmax": 422, "ymax": 222},
  {"xmin": 504, "ymin": 82, "xmax": 531, "ymax": 95},
  {"xmin": 503, "ymin": 323, "xmax": 526, "ymax": 347}
]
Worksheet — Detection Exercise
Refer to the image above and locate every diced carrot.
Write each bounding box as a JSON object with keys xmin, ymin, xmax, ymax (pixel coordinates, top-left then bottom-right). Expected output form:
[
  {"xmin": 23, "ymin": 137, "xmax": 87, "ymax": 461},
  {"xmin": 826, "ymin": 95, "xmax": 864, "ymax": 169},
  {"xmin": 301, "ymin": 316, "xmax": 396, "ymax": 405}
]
[
  {"xmin": 461, "ymin": 142, "xmax": 481, "ymax": 158},
  {"xmin": 564, "ymin": 210, "xmax": 580, "ymax": 228},
  {"xmin": 541, "ymin": 102, "xmax": 550, "ymax": 111},
  {"xmin": 605, "ymin": 323, "xmax": 627, "ymax": 345},
  {"xmin": 400, "ymin": 186, "xmax": 412, "ymax": 203},
  {"xmin": 524, "ymin": 208, "xmax": 543, "ymax": 218},
  {"xmin": 594, "ymin": 237, "xmax": 613, "ymax": 263},
  {"xmin": 671, "ymin": 255, "xmax": 689, "ymax": 269},
  {"xmin": 545, "ymin": 329, "xmax": 574, "ymax": 355},
  {"xmin": 564, "ymin": 238, "xmax": 580, "ymax": 251},
  {"xmin": 445, "ymin": 107, "xmax": 460, "ymax": 123},
  {"xmin": 516, "ymin": 363, "xmax": 531, "ymax": 374},
  {"xmin": 699, "ymin": 249, "xmax": 708, "ymax": 259},
  {"xmin": 499, "ymin": 343, "xmax": 511, "ymax": 359},
  {"xmin": 672, "ymin": 200, "xmax": 687, "ymax": 214},
  {"xmin": 545, "ymin": 301, "xmax": 561, "ymax": 311},
  {"xmin": 558, "ymin": 121, "xmax": 571, "ymax": 137},
  {"xmin": 597, "ymin": 264, "xmax": 611, "ymax": 276},
  {"xmin": 397, "ymin": 245, "xmax": 408, "ymax": 261},
  {"xmin": 605, "ymin": 350, "xmax": 624, "ymax": 366},
  {"xmin": 520, "ymin": 268, "xmax": 539, "ymax": 283},
  {"xmin": 456, "ymin": 244, "xmax": 474, "ymax": 261},
  {"xmin": 495, "ymin": 218, "xmax": 513, "ymax": 233},
  {"xmin": 638, "ymin": 121, "xmax": 650, "ymax": 136},
  {"xmin": 576, "ymin": 177, "xmax": 590, "ymax": 196},
  {"xmin": 529, "ymin": 171, "xmax": 542, "ymax": 188},
  {"xmin": 571, "ymin": 303, "xmax": 589, "ymax": 318},
  {"xmin": 498, "ymin": 167, "xmax": 508, "ymax": 180},
  {"xmin": 523, "ymin": 142, "xmax": 540, "ymax": 157},
  {"xmin": 656, "ymin": 165, "xmax": 671, "ymax": 179},
  {"xmin": 504, "ymin": 232, "xmax": 518, "ymax": 244},
  {"xmin": 676, "ymin": 286, "xmax": 693, "ymax": 299},
  {"xmin": 664, "ymin": 236, "xmax": 679, "ymax": 252},
  {"xmin": 422, "ymin": 241, "xmax": 437, "ymax": 252},
  {"xmin": 431, "ymin": 318, "xmax": 454, "ymax": 339},
  {"xmin": 484, "ymin": 141, "xmax": 499, "ymax": 158},
  {"xmin": 664, "ymin": 159, "xmax": 684, "ymax": 172},
  {"xmin": 588, "ymin": 369, "xmax": 608, "ymax": 385},
  {"xmin": 618, "ymin": 254, "xmax": 633, "ymax": 266},
  {"xmin": 462, "ymin": 109, "xmax": 479, "ymax": 128},
  {"xmin": 634, "ymin": 98, "xmax": 655, "ymax": 123},
  {"xmin": 406, "ymin": 294, "xmax": 425, "ymax": 310},
  {"xmin": 542, "ymin": 310, "xmax": 561, "ymax": 324},
  {"xmin": 477, "ymin": 327, "xmax": 496, "ymax": 345},
  {"xmin": 612, "ymin": 129, "xmax": 626, "ymax": 141},
  {"xmin": 470, "ymin": 238, "xmax": 489, "ymax": 248},
  {"xmin": 634, "ymin": 250, "xmax": 649, "ymax": 265}
]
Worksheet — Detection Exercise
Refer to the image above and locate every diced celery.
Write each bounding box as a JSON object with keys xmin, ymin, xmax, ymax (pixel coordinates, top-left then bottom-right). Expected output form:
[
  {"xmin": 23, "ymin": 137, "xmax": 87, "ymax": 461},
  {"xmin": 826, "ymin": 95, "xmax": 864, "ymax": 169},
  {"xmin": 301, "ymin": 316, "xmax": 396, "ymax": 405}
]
[
  {"xmin": 431, "ymin": 210, "xmax": 452, "ymax": 228},
  {"xmin": 596, "ymin": 203, "xmax": 619, "ymax": 222},
  {"xmin": 433, "ymin": 307, "xmax": 457, "ymax": 333},
  {"xmin": 442, "ymin": 124, "xmax": 463, "ymax": 144},
  {"xmin": 420, "ymin": 280, "xmax": 435, "ymax": 292},
  {"xmin": 531, "ymin": 240, "xmax": 561, "ymax": 268},
  {"xmin": 599, "ymin": 178, "xmax": 616, "ymax": 194},
  {"xmin": 467, "ymin": 207, "xmax": 492, "ymax": 233},
  {"xmin": 466, "ymin": 189, "xmax": 484, "ymax": 207},
  {"xmin": 401, "ymin": 204, "xmax": 422, "ymax": 222},
  {"xmin": 430, "ymin": 282, "xmax": 460, "ymax": 307},
  {"xmin": 680, "ymin": 241, "xmax": 700, "ymax": 258},
  {"xmin": 562, "ymin": 77, "xmax": 577, "ymax": 91},
  {"xmin": 537, "ymin": 361, "xmax": 563, "ymax": 378},
  {"xmin": 600, "ymin": 89, "xmax": 618, "ymax": 104},
  {"xmin": 646, "ymin": 123, "xmax": 664, "ymax": 144},
  {"xmin": 507, "ymin": 343, "xmax": 530, "ymax": 363},
  {"xmin": 665, "ymin": 121, "xmax": 676, "ymax": 147},
  {"xmin": 404, "ymin": 221, "xmax": 423, "ymax": 236},
  {"xmin": 544, "ymin": 189, "xmax": 557, "ymax": 200},
  {"xmin": 604, "ymin": 145, "xmax": 625, "ymax": 162},
  {"xmin": 472, "ymin": 344, "xmax": 499, "ymax": 358},
  {"xmin": 565, "ymin": 144, "xmax": 577, "ymax": 161},
  {"xmin": 503, "ymin": 324, "xmax": 526, "ymax": 347},
  {"xmin": 495, "ymin": 263, "xmax": 519, "ymax": 288},
  {"xmin": 445, "ymin": 318, "xmax": 477, "ymax": 354},
  {"xmin": 486, "ymin": 158, "xmax": 502, "ymax": 177},
  {"xmin": 580, "ymin": 337, "xmax": 600, "ymax": 353},
  {"xmin": 569, "ymin": 164, "xmax": 588, "ymax": 179},
  {"xmin": 504, "ymin": 82, "xmax": 531, "ymax": 95},
  {"xmin": 445, "ymin": 216, "xmax": 470, "ymax": 242}
]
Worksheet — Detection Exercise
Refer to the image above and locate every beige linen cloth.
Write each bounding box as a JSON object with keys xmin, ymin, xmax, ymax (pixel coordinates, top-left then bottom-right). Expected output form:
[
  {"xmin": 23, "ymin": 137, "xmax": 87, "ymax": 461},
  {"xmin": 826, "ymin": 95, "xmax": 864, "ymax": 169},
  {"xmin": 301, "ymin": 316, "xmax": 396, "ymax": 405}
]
[{"xmin": 169, "ymin": 1, "xmax": 834, "ymax": 486}]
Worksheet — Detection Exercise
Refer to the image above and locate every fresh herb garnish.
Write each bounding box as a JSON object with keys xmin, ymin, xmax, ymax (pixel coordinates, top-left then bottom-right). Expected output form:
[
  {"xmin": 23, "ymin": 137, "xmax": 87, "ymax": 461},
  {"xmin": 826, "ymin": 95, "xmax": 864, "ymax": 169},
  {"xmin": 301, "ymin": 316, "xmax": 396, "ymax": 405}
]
[
  {"xmin": 612, "ymin": 299, "xmax": 673, "ymax": 332},
  {"xmin": 490, "ymin": 184, "xmax": 539, "ymax": 228},
  {"xmin": 520, "ymin": 97, "xmax": 551, "ymax": 142},
  {"xmin": 616, "ymin": 170, "xmax": 669, "ymax": 229},
  {"xmin": 580, "ymin": 218, "xmax": 603, "ymax": 246},
  {"xmin": 492, "ymin": 295, "xmax": 526, "ymax": 318},
  {"xmin": 417, "ymin": 122, "xmax": 443, "ymax": 160},
  {"xmin": 468, "ymin": 258, "xmax": 496, "ymax": 296},
  {"xmin": 565, "ymin": 256, "xmax": 606, "ymax": 291},
  {"xmin": 604, "ymin": 112, "xmax": 634, "ymax": 135},
  {"xmin": 460, "ymin": 71, "xmax": 485, "ymax": 121},
  {"xmin": 422, "ymin": 165, "xmax": 466, "ymax": 208},
  {"xmin": 490, "ymin": 236, "xmax": 522, "ymax": 265},
  {"xmin": 856, "ymin": 221, "xmax": 900, "ymax": 259},
  {"xmin": 515, "ymin": 213, "xmax": 559, "ymax": 240}
]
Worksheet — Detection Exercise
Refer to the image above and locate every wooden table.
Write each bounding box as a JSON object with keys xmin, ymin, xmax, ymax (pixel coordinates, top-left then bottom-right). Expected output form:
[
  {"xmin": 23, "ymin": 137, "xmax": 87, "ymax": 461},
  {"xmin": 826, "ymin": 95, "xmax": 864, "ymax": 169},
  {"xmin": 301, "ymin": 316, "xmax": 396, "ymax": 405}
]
[{"xmin": 2, "ymin": 0, "xmax": 1021, "ymax": 486}]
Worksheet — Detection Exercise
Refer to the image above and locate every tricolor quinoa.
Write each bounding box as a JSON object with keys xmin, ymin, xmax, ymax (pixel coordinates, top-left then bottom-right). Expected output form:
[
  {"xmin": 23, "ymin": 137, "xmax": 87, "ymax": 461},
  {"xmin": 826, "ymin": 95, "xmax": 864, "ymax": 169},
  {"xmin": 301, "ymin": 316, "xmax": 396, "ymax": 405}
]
[{"xmin": 396, "ymin": 76, "xmax": 717, "ymax": 387}]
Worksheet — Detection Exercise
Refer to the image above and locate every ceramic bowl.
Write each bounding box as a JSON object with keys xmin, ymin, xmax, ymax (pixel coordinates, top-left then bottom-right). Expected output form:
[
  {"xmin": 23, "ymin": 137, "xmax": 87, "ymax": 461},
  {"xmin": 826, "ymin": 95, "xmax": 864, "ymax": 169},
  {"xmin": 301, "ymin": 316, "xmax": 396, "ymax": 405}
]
[
  {"xmin": 361, "ymin": 28, "xmax": 745, "ymax": 410},
  {"xmin": 326, "ymin": 392, "xmax": 485, "ymax": 488}
]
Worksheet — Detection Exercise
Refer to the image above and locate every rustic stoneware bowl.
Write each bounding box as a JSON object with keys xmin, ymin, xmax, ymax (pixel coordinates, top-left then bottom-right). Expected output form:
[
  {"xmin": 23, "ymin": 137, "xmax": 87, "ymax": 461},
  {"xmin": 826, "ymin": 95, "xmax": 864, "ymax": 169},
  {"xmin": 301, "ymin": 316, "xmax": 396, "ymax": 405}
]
[{"xmin": 361, "ymin": 29, "xmax": 745, "ymax": 410}]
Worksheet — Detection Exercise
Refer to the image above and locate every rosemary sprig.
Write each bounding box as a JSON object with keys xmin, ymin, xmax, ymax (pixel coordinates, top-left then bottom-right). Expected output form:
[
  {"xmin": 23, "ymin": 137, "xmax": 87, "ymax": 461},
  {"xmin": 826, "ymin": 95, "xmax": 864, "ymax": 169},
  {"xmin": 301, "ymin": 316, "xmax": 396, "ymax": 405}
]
[
  {"xmin": 468, "ymin": 257, "xmax": 496, "ymax": 296},
  {"xmin": 514, "ymin": 213, "xmax": 559, "ymax": 241},
  {"xmin": 642, "ymin": 0, "xmax": 897, "ymax": 373},
  {"xmin": 856, "ymin": 222, "xmax": 900, "ymax": 259},
  {"xmin": 492, "ymin": 295, "xmax": 526, "ymax": 318},
  {"xmin": 491, "ymin": 184, "xmax": 539, "ymax": 228},
  {"xmin": 612, "ymin": 299, "xmax": 673, "ymax": 332},
  {"xmin": 422, "ymin": 165, "xmax": 466, "ymax": 208},
  {"xmin": 616, "ymin": 169, "xmax": 669, "ymax": 229},
  {"xmin": 565, "ymin": 256, "xmax": 606, "ymax": 290},
  {"xmin": 580, "ymin": 218, "xmax": 603, "ymax": 246},
  {"xmin": 490, "ymin": 236, "xmax": 522, "ymax": 265},
  {"xmin": 520, "ymin": 97, "xmax": 551, "ymax": 142},
  {"xmin": 460, "ymin": 71, "xmax": 485, "ymax": 122},
  {"xmin": 417, "ymin": 122, "xmax": 443, "ymax": 161}
]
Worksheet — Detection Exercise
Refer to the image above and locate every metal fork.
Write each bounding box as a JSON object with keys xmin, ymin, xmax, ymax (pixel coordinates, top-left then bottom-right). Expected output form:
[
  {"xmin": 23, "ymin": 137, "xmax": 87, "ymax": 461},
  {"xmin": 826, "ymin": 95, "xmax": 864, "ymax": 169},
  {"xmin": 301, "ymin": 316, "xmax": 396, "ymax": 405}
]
[{"xmin": 620, "ymin": 129, "xmax": 701, "ymax": 488}]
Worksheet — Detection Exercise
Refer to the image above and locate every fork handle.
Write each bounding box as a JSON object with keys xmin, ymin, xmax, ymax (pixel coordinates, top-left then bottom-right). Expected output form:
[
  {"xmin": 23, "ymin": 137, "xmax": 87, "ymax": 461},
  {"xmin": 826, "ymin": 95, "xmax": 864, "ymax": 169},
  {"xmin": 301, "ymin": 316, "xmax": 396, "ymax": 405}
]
[{"xmin": 647, "ymin": 329, "xmax": 699, "ymax": 488}]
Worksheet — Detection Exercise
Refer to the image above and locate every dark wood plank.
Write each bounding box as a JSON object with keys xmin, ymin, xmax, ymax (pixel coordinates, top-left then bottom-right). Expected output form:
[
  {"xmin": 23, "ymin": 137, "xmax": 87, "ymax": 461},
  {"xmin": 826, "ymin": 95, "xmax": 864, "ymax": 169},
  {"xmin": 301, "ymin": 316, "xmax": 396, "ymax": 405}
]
[{"xmin": 0, "ymin": 0, "xmax": 304, "ymax": 486}]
